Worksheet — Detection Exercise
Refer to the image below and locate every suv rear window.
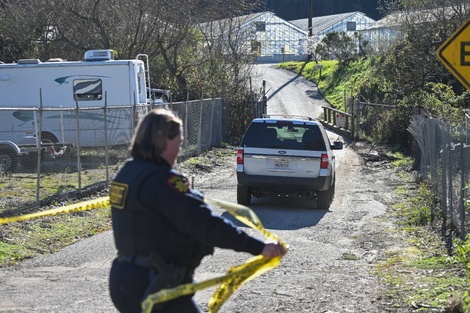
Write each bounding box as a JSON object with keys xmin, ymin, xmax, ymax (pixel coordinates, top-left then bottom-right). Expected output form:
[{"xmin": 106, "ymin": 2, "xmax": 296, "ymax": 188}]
[{"xmin": 241, "ymin": 121, "xmax": 326, "ymax": 150}]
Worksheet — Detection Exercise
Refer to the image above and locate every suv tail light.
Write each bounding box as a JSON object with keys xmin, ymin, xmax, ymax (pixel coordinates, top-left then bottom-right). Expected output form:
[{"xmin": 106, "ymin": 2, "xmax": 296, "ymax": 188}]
[
  {"xmin": 237, "ymin": 149, "xmax": 244, "ymax": 164},
  {"xmin": 320, "ymin": 153, "xmax": 329, "ymax": 169}
]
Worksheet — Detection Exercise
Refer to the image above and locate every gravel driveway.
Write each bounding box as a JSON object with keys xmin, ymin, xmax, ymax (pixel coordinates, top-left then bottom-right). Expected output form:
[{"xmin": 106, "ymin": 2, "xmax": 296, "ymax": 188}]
[{"xmin": 0, "ymin": 65, "xmax": 407, "ymax": 312}]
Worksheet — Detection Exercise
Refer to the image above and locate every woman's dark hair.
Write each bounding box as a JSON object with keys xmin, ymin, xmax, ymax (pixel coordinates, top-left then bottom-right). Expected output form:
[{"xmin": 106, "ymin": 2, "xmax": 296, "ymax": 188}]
[{"xmin": 130, "ymin": 108, "xmax": 182, "ymax": 163}]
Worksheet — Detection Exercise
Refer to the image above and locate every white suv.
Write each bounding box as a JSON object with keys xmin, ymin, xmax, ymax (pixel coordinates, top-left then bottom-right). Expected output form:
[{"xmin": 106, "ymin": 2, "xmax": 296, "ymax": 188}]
[{"xmin": 236, "ymin": 115, "xmax": 343, "ymax": 210}]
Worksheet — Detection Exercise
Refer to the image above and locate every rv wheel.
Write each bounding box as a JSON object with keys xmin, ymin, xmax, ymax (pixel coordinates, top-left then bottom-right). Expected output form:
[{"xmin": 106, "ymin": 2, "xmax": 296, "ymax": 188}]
[
  {"xmin": 41, "ymin": 132, "xmax": 59, "ymax": 144},
  {"xmin": 0, "ymin": 147, "xmax": 18, "ymax": 173}
]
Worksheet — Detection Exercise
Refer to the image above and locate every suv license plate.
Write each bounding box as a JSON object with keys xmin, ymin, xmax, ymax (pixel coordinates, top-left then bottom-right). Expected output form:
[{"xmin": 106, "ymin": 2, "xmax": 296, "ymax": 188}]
[{"xmin": 274, "ymin": 160, "xmax": 290, "ymax": 169}]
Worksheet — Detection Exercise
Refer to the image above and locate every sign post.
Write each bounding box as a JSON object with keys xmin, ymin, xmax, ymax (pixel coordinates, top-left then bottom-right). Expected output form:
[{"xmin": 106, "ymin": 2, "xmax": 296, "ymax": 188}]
[{"xmin": 437, "ymin": 18, "xmax": 470, "ymax": 90}]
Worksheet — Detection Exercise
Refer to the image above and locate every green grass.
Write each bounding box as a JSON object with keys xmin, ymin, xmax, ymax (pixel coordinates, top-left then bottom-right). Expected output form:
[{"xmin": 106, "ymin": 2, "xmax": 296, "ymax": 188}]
[
  {"xmin": 376, "ymin": 177, "xmax": 470, "ymax": 311},
  {"xmin": 278, "ymin": 58, "xmax": 373, "ymax": 110},
  {"xmin": 0, "ymin": 208, "xmax": 112, "ymax": 266},
  {"xmin": 377, "ymin": 253, "xmax": 468, "ymax": 310},
  {"xmin": 391, "ymin": 152, "xmax": 414, "ymax": 168},
  {"xmin": 0, "ymin": 146, "xmax": 128, "ymax": 267}
]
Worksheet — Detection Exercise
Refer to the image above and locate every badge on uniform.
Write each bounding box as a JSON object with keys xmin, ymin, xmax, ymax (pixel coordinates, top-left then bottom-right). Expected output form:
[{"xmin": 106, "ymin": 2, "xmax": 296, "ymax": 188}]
[
  {"xmin": 167, "ymin": 175, "xmax": 190, "ymax": 193},
  {"xmin": 109, "ymin": 181, "xmax": 129, "ymax": 209}
]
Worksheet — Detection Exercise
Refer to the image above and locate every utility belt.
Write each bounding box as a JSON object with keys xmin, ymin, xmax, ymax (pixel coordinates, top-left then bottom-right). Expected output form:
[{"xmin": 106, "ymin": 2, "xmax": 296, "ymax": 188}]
[
  {"xmin": 118, "ymin": 254, "xmax": 154, "ymax": 269},
  {"xmin": 117, "ymin": 253, "xmax": 194, "ymax": 276},
  {"xmin": 117, "ymin": 253, "xmax": 194, "ymax": 304}
]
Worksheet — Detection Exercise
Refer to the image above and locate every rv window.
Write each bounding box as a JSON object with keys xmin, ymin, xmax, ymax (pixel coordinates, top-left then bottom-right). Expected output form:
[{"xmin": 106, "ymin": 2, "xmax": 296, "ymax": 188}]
[{"xmin": 73, "ymin": 79, "xmax": 103, "ymax": 101}]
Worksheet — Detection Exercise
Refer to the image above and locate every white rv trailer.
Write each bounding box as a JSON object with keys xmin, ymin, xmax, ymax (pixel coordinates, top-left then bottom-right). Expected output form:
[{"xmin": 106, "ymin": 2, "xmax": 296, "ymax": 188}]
[{"xmin": 0, "ymin": 49, "xmax": 150, "ymax": 148}]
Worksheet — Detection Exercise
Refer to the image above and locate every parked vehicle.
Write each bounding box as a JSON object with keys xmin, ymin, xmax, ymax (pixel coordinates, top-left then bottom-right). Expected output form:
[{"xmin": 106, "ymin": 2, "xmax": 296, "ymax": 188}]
[
  {"xmin": 148, "ymin": 88, "xmax": 172, "ymax": 108},
  {"xmin": 236, "ymin": 115, "xmax": 343, "ymax": 210},
  {"xmin": 0, "ymin": 49, "xmax": 152, "ymax": 148}
]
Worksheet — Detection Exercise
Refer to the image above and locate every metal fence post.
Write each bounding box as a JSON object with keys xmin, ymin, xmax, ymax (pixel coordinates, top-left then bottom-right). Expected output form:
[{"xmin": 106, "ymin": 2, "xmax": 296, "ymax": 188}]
[
  {"xmin": 350, "ymin": 97, "xmax": 356, "ymax": 139},
  {"xmin": 35, "ymin": 88, "xmax": 43, "ymax": 203},
  {"xmin": 262, "ymin": 80, "xmax": 267, "ymax": 115},
  {"xmin": 104, "ymin": 92, "xmax": 109, "ymax": 183},
  {"xmin": 249, "ymin": 77, "xmax": 255, "ymax": 118},
  {"xmin": 74, "ymin": 94, "xmax": 82, "ymax": 193},
  {"xmin": 184, "ymin": 91, "xmax": 189, "ymax": 153},
  {"xmin": 427, "ymin": 119, "xmax": 436, "ymax": 222},
  {"xmin": 198, "ymin": 94, "xmax": 203, "ymax": 154},
  {"xmin": 442, "ymin": 124, "xmax": 453, "ymax": 252},
  {"xmin": 460, "ymin": 133, "xmax": 466, "ymax": 239},
  {"xmin": 355, "ymin": 99, "xmax": 361, "ymax": 141},
  {"xmin": 447, "ymin": 124, "xmax": 454, "ymax": 247},
  {"xmin": 210, "ymin": 98, "xmax": 215, "ymax": 147}
]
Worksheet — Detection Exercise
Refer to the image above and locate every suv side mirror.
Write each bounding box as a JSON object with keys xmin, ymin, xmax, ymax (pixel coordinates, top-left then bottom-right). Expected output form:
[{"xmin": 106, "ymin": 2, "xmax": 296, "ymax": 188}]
[{"xmin": 331, "ymin": 141, "xmax": 343, "ymax": 150}]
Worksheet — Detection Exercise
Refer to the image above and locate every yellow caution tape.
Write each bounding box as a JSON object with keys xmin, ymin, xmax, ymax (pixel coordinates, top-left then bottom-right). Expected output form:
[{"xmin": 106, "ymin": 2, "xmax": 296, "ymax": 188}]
[
  {"xmin": 0, "ymin": 194, "xmax": 286, "ymax": 313},
  {"xmin": 208, "ymin": 254, "xmax": 281, "ymax": 312},
  {"xmin": 0, "ymin": 196, "xmax": 110, "ymax": 225},
  {"xmin": 205, "ymin": 197, "xmax": 284, "ymax": 244},
  {"xmin": 141, "ymin": 255, "xmax": 281, "ymax": 313},
  {"xmin": 141, "ymin": 197, "xmax": 287, "ymax": 313}
]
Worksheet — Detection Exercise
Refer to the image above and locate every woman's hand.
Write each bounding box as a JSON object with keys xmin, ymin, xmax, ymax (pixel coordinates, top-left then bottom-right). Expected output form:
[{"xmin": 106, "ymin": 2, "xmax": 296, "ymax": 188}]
[{"xmin": 261, "ymin": 242, "xmax": 287, "ymax": 258}]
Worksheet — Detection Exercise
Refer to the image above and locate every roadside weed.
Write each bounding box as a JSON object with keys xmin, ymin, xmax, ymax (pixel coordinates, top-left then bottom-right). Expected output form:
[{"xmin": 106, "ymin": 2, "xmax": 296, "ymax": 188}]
[{"xmin": 378, "ymin": 181, "xmax": 469, "ymax": 311}]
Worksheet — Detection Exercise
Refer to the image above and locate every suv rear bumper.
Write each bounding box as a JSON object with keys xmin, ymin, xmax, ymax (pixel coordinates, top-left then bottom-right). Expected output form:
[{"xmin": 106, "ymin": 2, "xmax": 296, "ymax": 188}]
[{"xmin": 237, "ymin": 172, "xmax": 332, "ymax": 192}]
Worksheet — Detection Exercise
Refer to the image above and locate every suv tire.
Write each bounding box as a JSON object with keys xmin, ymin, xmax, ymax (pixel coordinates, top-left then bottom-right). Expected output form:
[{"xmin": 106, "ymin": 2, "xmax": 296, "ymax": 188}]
[
  {"xmin": 317, "ymin": 179, "xmax": 335, "ymax": 210},
  {"xmin": 237, "ymin": 185, "xmax": 252, "ymax": 205}
]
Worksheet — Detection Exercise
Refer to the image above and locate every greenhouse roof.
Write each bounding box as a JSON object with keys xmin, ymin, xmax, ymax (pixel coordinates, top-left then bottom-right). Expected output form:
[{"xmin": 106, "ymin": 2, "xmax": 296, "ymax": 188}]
[{"xmin": 289, "ymin": 11, "xmax": 375, "ymax": 34}]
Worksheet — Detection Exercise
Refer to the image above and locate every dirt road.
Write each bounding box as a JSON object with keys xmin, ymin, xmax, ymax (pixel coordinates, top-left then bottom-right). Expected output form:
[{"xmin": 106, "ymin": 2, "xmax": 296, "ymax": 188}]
[{"xmin": 0, "ymin": 65, "xmax": 406, "ymax": 312}]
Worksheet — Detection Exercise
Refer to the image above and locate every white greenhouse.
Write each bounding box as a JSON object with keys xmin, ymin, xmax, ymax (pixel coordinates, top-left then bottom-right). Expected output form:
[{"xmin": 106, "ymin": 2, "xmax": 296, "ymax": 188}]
[{"xmin": 199, "ymin": 12, "xmax": 308, "ymax": 63}]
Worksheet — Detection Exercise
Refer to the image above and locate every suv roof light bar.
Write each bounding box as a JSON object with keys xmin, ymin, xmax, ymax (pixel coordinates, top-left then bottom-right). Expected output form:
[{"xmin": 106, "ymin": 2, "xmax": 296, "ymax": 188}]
[{"xmin": 261, "ymin": 114, "xmax": 315, "ymax": 121}]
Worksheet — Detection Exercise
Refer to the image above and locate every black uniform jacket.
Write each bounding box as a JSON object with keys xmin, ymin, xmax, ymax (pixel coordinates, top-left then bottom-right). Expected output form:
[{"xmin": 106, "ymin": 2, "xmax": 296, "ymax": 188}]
[{"xmin": 109, "ymin": 157, "xmax": 264, "ymax": 270}]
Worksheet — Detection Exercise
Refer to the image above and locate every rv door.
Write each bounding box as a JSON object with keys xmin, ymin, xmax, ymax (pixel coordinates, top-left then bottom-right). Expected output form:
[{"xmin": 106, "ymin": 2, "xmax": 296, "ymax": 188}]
[{"xmin": 138, "ymin": 67, "xmax": 147, "ymax": 104}]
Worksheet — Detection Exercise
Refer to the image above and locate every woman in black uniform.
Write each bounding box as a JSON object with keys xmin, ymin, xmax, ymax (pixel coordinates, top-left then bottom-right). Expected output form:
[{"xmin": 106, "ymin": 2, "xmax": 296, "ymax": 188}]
[{"xmin": 109, "ymin": 108, "xmax": 286, "ymax": 313}]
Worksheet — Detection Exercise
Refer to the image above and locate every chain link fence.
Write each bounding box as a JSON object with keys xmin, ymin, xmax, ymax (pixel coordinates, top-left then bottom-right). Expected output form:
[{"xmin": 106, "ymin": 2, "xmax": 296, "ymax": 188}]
[
  {"xmin": 408, "ymin": 115, "xmax": 469, "ymax": 245},
  {"xmin": 0, "ymin": 99, "xmax": 223, "ymax": 210},
  {"xmin": 170, "ymin": 98, "xmax": 224, "ymax": 158}
]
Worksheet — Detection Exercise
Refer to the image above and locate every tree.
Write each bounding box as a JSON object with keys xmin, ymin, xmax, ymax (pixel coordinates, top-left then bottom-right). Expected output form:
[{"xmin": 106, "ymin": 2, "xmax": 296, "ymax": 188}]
[
  {"xmin": 377, "ymin": 0, "xmax": 470, "ymax": 94},
  {"xmin": 315, "ymin": 31, "xmax": 365, "ymax": 65},
  {"xmin": 357, "ymin": 0, "xmax": 470, "ymax": 148},
  {"xmin": 0, "ymin": 0, "xmax": 58, "ymax": 62},
  {"xmin": 0, "ymin": 0, "xmax": 265, "ymax": 104}
]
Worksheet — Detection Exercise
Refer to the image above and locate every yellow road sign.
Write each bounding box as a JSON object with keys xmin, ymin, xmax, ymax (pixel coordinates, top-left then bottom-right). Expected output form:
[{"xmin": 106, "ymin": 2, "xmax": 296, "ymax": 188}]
[{"xmin": 437, "ymin": 18, "xmax": 470, "ymax": 90}]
